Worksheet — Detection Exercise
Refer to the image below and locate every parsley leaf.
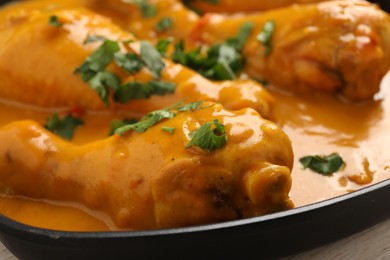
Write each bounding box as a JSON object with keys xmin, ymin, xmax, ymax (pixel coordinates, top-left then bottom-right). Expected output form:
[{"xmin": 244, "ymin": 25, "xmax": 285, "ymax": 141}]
[
  {"xmin": 186, "ymin": 119, "xmax": 227, "ymax": 152},
  {"xmin": 140, "ymin": 41, "xmax": 166, "ymax": 79},
  {"xmin": 155, "ymin": 17, "xmax": 174, "ymax": 33},
  {"xmin": 114, "ymin": 52, "xmax": 145, "ymax": 74},
  {"xmin": 122, "ymin": 0, "xmax": 157, "ymax": 17},
  {"xmin": 75, "ymin": 39, "xmax": 171, "ymax": 106},
  {"xmin": 75, "ymin": 40, "xmax": 120, "ymax": 82},
  {"xmin": 44, "ymin": 113, "xmax": 84, "ymax": 140},
  {"xmin": 162, "ymin": 126, "xmax": 175, "ymax": 134},
  {"xmin": 83, "ymin": 35, "xmax": 107, "ymax": 45},
  {"xmin": 257, "ymin": 20, "xmax": 275, "ymax": 56},
  {"xmin": 299, "ymin": 153, "xmax": 345, "ymax": 175},
  {"xmin": 114, "ymin": 80, "xmax": 175, "ymax": 103},
  {"xmin": 178, "ymin": 101, "xmax": 203, "ymax": 111},
  {"xmin": 114, "ymin": 101, "xmax": 205, "ymax": 135},
  {"xmin": 87, "ymin": 71, "xmax": 121, "ymax": 106},
  {"xmin": 156, "ymin": 38, "xmax": 172, "ymax": 56},
  {"xmin": 115, "ymin": 110, "xmax": 176, "ymax": 134},
  {"xmin": 225, "ymin": 21, "xmax": 254, "ymax": 51},
  {"xmin": 109, "ymin": 118, "xmax": 138, "ymax": 135},
  {"xmin": 171, "ymin": 22, "xmax": 253, "ymax": 81},
  {"xmin": 48, "ymin": 15, "xmax": 64, "ymax": 27}
]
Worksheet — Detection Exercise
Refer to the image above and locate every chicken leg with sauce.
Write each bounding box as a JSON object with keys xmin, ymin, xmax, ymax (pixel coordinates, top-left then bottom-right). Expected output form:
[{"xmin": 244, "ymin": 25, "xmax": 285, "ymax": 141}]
[
  {"xmin": 186, "ymin": 0, "xmax": 328, "ymax": 14},
  {"xmin": 0, "ymin": 5, "xmax": 272, "ymax": 118},
  {"xmin": 0, "ymin": 103, "xmax": 293, "ymax": 230},
  {"xmin": 190, "ymin": 0, "xmax": 390, "ymax": 101}
]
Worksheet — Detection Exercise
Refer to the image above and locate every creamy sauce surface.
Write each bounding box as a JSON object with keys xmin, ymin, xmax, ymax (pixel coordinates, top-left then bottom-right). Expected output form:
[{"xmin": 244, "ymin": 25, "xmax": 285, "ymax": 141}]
[
  {"xmin": 0, "ymin": 73, "xmax": 389, "ymax": 231},
  {"xmin": 0, "ymin": 0, "xmax": 388, "ymax": 230},
  {"xmin": 274, "ymin": 72, "xmax": 390, "ymax": 207}
]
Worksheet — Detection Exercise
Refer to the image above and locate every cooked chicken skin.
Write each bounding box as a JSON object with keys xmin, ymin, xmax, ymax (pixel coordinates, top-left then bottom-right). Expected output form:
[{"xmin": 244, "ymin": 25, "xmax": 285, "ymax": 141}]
[
  {"xmin": 190, "ymin": 0, "xmax": 390, "ymax": 101},
  {"xmin": 102, "ymin": 0, "xmax": 199, "ymax": 41},
  {"xmin": 187, "ymin": 0, "xmax": 327, "ymax": 14},
  {"xmin": 0, "ymin": 5, "xmax": 272, "ymax": 118},
  {"xmin": 1, "ymin": 0, "xmax": 199, "ymax": 42},
  {"xmin": 0, "ymin": 103, "xmax": 293, "ymax": 230}
]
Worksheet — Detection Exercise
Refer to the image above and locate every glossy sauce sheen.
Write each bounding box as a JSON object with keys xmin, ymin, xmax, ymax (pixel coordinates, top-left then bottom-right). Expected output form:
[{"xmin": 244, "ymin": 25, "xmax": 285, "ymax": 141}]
[
  {"xmin": 0, "ymin": 0, "xmax": 389, "ymax": 231},
  {"xmin": 0, "ymin": 74, "xmax": 388, "ymax": 231}
]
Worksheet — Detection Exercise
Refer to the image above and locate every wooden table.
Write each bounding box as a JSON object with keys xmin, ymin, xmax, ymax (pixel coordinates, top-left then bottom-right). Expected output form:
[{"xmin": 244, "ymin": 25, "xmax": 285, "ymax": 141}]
[{"xmin": 1, "ymin": 217, "xmax": 389, "ymax": 259}]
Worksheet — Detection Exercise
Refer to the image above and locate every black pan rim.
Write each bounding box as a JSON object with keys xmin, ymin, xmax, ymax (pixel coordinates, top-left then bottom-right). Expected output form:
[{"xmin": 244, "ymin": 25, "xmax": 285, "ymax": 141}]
[{"xmin": 1, "ymin": 177, "xmax": 389, "ymax": 239}]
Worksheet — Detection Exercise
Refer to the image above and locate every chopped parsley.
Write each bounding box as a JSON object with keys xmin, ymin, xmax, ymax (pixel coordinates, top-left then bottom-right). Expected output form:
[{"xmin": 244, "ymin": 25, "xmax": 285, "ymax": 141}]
[
  {"xmin": 140, "ymin": 41, "xmax": 165, "ymax": 78},
  {"xmin": 162, "ymin": 126, "xmax": 175, "ymax": 134},
  {"xmin": 186, "ymin": 119, "xmax": 227, "ymax": 152},
  {"xmin": 171, "ymin": 22, "xmax": 254, "ymax": 81},
  {"xmin": 87, "ymin": 71, "xmax": 121, "ymax": 106},
  {"xmin": 257, "ymin": 20, "xmax": 275, "ymax": 56},
  {"xmin": 156, "ymin": 38, "xmax": 172, "ymax": 56},
  {"xmin": 48, "ymin": 15, "xmax": 64, "ymax": 27},
  {"xmin": 155, "ymin": 17, "xmax": 174, "ymax": 33},
  {"xmin": 122, "ymin": 0, "xmax": 157, "ymax": 17},
  {"xmin": 114, "ymin": 80, "xmax": 175, "ymax": 103},
  {"xmin": 83, "ymin": 35, "xmax": 107, "ymax": 45},
  {"xmin": 114, "ymin": 52, "xmax": 145, "ymax": 74},
  {"xmin": 44, "ymin": 113, "xmax": 84, "ymax": 140},
  {"xmin": 115, "ymin": 101, "xmax": 204, "ymax": 135},
  {"xmin": 109, "ymin": 118, "xmax": 138, "ymax": 135},
  {"xmin": 116, "ymin": 109, "xmax": 176, "ymax": 134},
  {"xmin": 75, "ymin": 39, "xmax": 171, "ymax": 106},
  {"xmin": 178, "ymin": 101, "xmax": 203, "ymax": 111},
  {"xmin": 299, "ymin": 153, "xmax": 345, "ymax": 175},
  {"xmin": 75, "ymin": 40, "xmax": 120, "ymax": 82}
]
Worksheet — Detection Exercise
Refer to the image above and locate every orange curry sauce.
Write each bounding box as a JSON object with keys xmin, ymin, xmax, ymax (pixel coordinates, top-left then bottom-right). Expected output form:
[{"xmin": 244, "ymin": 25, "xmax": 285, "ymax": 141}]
[
  {"xmin": 0, "ymin": 73, "xmax": 388, "ymax": 231},
  {"xmin": 0, "ymin": 0, "xmax": 389, "ymax": 231}
]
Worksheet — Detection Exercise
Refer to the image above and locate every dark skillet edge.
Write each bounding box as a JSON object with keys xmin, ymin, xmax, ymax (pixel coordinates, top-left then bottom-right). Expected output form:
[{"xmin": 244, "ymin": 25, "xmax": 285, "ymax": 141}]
[
  {"xmin": 0, "ymin": 178, "xmax": 389, "ymax": 260},
  {"xmin": 0, "ymin": 0, "xmax": 389, "ymax": 259}
]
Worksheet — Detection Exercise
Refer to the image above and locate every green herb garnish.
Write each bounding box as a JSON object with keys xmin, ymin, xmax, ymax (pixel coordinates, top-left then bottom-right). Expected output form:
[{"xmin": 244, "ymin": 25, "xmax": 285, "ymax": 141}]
[
  {"xmin": 115, "ymin": 101, "xmax": 204, "ymax": 135},
  {"xmin": 114, "ymin": 80, "xmax": 175, "ymax": 103},
  {"xmin": 87, "ymin": 71, "xmax": 121, "ymax": 106},
  {"xmin": 203, "ymin": 0, "xmax": 219, "ymax": 4},
  {"xmin": 116, "ymin": 110, "xmax": 176, "ymax": 134},
  {"xmin": 140, "ymin": 41, "xmax": 165, "ymax": 79},
  {"xmin": 299, "ymin": 153, "xmax": 345, "ymax": 175},
  {"xmin": 48, "ymin": 15, "xmax": 64, "ymax": 27},
  {"xmin": 74, "ymin": 40, "xmax": 120, "ymax": 82},
  {"xmin": 156, "ymin": 38, "xmax": 172, "ymax": 56},
  {"xmin": 114, "ymin": 53, "xmax": 145, "ymax": 74},
  {"xmin": 122, "ymin": 0, "xmax": 157, "ymax": 17},
  {"xmin": 186, "ymin": 119, "xmax": 227, "ymax": 152},
  {"xmin": 257, "ymin": 20, "xmax": 275, "ymax": 56},
  {"xmin": 44, "ymin": 113, "xmax": 84, "ymax": 140},
  {"xmin": 224, "ymin": 21, "xmax": 254, "ymax": 51},
  {"xmin": 83, "ymin": 35, "xmax": 107, "ymax": 44},
  {"xmin": 178, "ymin": 101, "xmax": 203, "ymax": 111},
  {"xmin": 155, "ymin": 17, "xmax": 174, "ymax": 33},
  {"xmin": 171, "ymin": 22, "xmax": 253, "ymax": 81},
  {"xmin": 75, "ymin": 39, "xmax": 170, "ymax": 106},
  {"xmin": 162, "ymin": 126, "xmax": 175, "ymax": 134},
  {"xmin": 109, "ymin": 118, "xmax": 138, "ymax": 135}
]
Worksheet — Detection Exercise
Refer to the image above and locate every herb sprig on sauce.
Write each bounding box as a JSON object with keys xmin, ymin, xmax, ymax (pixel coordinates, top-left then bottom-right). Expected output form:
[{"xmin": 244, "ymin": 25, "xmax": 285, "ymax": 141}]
[
  {"xmin": 171, "ymin": 22, "xmax": 254, "ymax": 81},
  {"xmin": 114, "ymin": 101, "xmax": 203, "ymax": 135},
  {"xmin": 44, "ymin": 113, "xmax": 84, "ymax": 140},
  {"xmin": 299, "ymin": 153, "xmax": 345, "ymax": 175},
  {"xmin": 186, "ymin": 119, "xmax": 227, "ymax": 152},
  {"xmin": 75, "ymin": 38, "xmax": 175, "ymax": 106},
  {"xmin": 122, "ymin": 0, "xmax": 157, "ymax": 17},
  {"xmin": 257, "ymin": 20, "xmax": 276, "ymax": 56},
  {"xmin": 48, "ymin": 15, "xmax": 64, "ymax": 27},
  {"xmin": 155, "ymin": 17, "xmax": 174, "ymax": 33}
]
